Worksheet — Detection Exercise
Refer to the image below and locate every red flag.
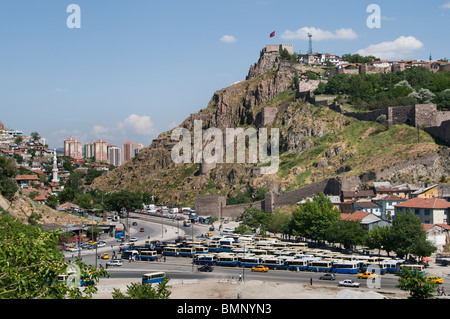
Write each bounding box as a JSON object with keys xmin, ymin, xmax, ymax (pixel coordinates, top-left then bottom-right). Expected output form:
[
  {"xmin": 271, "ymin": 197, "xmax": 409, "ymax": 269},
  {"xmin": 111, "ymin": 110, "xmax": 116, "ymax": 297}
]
[{"xmin": 270, "ymin": 31, "xmax": 275, "ymax": 38}]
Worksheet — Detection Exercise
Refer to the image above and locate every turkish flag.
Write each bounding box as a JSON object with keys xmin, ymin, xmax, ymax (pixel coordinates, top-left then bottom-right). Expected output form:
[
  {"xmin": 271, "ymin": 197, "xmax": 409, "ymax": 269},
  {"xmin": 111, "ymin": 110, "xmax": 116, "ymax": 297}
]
[{"xmin": 270, "ymin": 31, "xmax": 275, "ymax": 38}]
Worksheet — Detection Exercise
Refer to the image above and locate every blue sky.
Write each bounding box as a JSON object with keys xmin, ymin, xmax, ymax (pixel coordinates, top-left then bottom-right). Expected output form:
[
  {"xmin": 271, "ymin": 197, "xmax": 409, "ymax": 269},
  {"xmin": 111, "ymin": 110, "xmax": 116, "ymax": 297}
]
[{"xmin": 0, "ymin": 0, "xmax": 449, "ymax": 149}]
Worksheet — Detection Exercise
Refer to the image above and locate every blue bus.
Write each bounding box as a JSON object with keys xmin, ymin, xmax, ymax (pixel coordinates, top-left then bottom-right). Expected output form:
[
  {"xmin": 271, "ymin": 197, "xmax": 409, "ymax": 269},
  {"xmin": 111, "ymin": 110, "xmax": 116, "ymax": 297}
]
[
  {"xmin": 142, "ymin": 272, "xmax": 166, "ymax": 285},
  {"xmin": 194, "ymin": 254, "xmax": 217, "ymax": 265},
  {"xmin": 239, "ymin": 256, "xmax": 261, "ymax": 268},
  {"xmin": 307, "ymin": 260, "xmax": 333, "ymax": 272},
  {"xmin": 332, "ymin": 261, "xmax": 360, "ymax": 274},
  {"xmin": 284, "ymin": 259, "xmax": 309, "ymax": 271},
  {"xmin": 216, "ymin": 253, "xmax": 239, "ymax": 267},
  {"xmin": 162, "ymin": 246, "xmax": 180, "ymax": 257},
  {"xmin": 137, "ymin": 250, "xmax": 157, "ymax": 261}
]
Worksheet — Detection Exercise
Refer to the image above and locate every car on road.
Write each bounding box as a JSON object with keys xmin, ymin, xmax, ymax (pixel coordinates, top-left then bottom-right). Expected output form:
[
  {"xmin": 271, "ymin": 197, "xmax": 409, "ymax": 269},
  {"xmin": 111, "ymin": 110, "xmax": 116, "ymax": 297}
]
[
  {"xmin": 427, "ymin": 276, "xmax": 444, "ymax": 284},
  {"xmin": 358, "ymin": 271, "xmax": 377, "ymax": 279},
  {"xmin": 252, "ymin": 265, "xmax": 269, "ymax": 272},
  {"xmin": 130, "ymin": 237, "xmax": 138, "ymax": 242},
  {"xmin": 338, "ymin": 279, "xmax": 360, "ymax": 287},
  {"xmin": 319, "ymin": 273, "xmax": 336, "ymax": 280},
  {"xmin": 101, "ymin": 253, "xmax": 110, "ymax": 259},
  {"xmin": 198, "ymin": 265, "xmax": 214, "ymax": 272},
  {"xmin": 107, "ymin": 259, "xmax": 123, "ymax": 267},
  {"xmin": 140, "ymin": 227, "xmax": 145, "ymax": 232}
]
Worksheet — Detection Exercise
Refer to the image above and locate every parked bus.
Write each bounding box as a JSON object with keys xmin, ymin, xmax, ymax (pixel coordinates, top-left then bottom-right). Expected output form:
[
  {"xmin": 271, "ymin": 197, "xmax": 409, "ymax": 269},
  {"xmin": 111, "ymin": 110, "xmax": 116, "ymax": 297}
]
[
  {"xmin": 288, "ymin": 242, "xmax": 308, "ymax": 249},
  {"xmin": 261, "ymin": 256, "xmax": 284, "ymax": 269},
  {"xmin": 332, "ymin": 261, "xmax": 360, "ymax": 274},
  {"xmin": 206, "ymin": 241, "xmax": 221, "ymax": 252},
  {"xmin": 216, "ymin": 253, "xmax": 238, "ymax": 267},
  {"xmin": 193, "ymin": 254, "xmax": 217, "ymax": 265},
  {"xmin": 179, "ymin": 247, "xmax": 196, "ymax": 257},
  {"xmin": 284, "ymin": 259, "xmax": 309, "ymax": 271},
  {"xmin": 137, "ymin": 250, "xmax": 157, "ymax": 261},
  {"xmin": 360, "ymin": 261, "xmax": 387, "ymax": 275},
  {"xmin": 382, "ymin": 260, "xmax": 403, "ymax": 273},
  {"xmin": 219, "ymin": 244, "xmax": 234, "ymax": 253},
  {"xmin": 239, "ymin": 256, "xmax": 261, "ymax": 268},
  {"xmin": 162, "ymin": 246, "xmax": 180, "ymax": 257},
  {"xmin": 399, "ymin": 264, "xmax": 425, "ymax": 274},
  {"xmin": 193, "ymin": 246, "xmax": 209, "ymax": 255},
  {"xmin": 142, "ymin": 272, "xmax": 166, "ymax": 285},
  {"xmin": 307, "ymin": 260, "xmax": 333, "ymax": 272}
]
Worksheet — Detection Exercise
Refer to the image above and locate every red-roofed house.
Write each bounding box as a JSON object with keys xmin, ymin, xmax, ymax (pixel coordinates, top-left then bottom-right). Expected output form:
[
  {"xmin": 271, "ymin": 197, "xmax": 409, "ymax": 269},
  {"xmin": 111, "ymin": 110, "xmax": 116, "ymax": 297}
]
[
  {"xmin": 395, "ymin": 198, "xmax": 450, "ymax": 225},
  {"xmin": 16, "ymin": 175, "xmax": 40, "ymax": 189},
  {"xmin": 340, "ymin": 211, "xmax": 387, "ymax": 230}
]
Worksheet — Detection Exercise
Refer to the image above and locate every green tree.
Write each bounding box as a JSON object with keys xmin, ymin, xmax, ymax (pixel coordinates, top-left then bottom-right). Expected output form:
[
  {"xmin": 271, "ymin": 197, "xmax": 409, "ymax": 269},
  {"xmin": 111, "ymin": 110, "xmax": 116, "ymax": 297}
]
[
  {"xmin": 397, "ymin": 268, "xmax": 437, "ymax": 299},
  {"xmin": 112, "ymin": 278, "xmax": 171, "ymax": 299},
  {"xmin": 391, "ymin": 210, "xmax": 427, "ymax": 260},
  {"xmin": 30, "ymin": 131, "xmax": 40, "ymax": 142},
  {"xmin": 0, "ymin": 155, "xmax": 18, "ymax": 200},
  {"xmin": 239, "ymin": 207, "xmax": 273, "ymax": 236},
  {"xmin": 366, "ymin": 226, "xmax": 395, "ymax": 256},
  {"xmin": 105, "ymin": 190, "xmax": 143, "ymax": 213},
  {"xmin": 290, "ymin": 193, "xmax": 340, "ymax": 243},
  {"xmin": 326, "ymin": 219, "xmax": 367, "ymax": 248},
  {"xmin": 0, "ymin": 214, "xmax": 107, "ymax": 298}
]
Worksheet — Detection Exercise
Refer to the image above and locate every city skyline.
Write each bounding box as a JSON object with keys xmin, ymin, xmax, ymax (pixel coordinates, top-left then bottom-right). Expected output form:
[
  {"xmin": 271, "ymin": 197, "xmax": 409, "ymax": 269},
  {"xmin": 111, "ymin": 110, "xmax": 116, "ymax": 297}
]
[{"xmin": 1, "ymin": 1, "xmax": 449, "ymax": 149}]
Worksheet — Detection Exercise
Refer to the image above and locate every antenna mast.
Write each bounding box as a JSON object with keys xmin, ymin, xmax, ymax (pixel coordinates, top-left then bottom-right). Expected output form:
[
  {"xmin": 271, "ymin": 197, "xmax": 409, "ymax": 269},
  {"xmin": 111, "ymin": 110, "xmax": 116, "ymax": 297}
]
[{"xmin": 308, "ymin": 33, "xmax": 313, "ymax": 54}]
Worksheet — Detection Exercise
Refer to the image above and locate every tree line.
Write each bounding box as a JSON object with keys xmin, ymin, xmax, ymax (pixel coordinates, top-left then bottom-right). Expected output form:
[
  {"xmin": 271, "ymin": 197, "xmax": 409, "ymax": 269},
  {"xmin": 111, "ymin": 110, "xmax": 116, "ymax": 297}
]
[{"xmin": 315, "ymin": 66, "xmax": 450, "ymax": 111}]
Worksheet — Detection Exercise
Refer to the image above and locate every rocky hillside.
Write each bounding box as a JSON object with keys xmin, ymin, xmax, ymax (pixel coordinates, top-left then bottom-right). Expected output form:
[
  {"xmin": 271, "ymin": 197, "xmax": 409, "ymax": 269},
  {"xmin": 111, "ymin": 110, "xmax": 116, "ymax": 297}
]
[{"xmin": 91, "ymin": 50, "xmax": 449, "ymax": 206}]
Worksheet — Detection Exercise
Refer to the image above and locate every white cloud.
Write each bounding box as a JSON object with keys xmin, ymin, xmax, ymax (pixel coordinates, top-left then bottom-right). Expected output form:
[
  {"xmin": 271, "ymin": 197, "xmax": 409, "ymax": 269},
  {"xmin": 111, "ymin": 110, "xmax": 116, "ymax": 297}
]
[
  {"xmin": 357, "ymin": 36, "xmax": 424, "ymax": 60},
  {"xmin": 55, "ymin": 88, "xmax": 69, "ymax": 93},
  {"xmin": 441, "ymin": 2, "xmax": 450, "ymax": 8},
  {"xmin": 220, "ymin": 35, "xmax": 237, "ymax": 43},
  {"xmin": 280, "ymin": 27, "xmax": 357, "ymax": 41},
  {"xmin": 119, "ymin": 114, "xmax": 155, "ymax": 136}
]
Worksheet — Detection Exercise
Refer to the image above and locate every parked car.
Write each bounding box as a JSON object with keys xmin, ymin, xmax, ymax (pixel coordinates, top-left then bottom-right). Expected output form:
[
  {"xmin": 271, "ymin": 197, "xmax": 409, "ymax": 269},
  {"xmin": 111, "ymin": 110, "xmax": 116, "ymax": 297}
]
[
  {"xmin": 338, "ymin": 280, "xmax": 360, "ymax": 287},
  {"xmin": 252, "ymin": 265, "xmax": 269, "ymax": 272},
  {"xmin": 139, "ymin": 227, "xmax": 145, "ymax": 232},
  {"xmin": 198, "ymin": 265, "xmax": 214, "ymax": 272},
  {"xmin": 319, "ymin": 273, "xmax": 336, "ymax": 280}
]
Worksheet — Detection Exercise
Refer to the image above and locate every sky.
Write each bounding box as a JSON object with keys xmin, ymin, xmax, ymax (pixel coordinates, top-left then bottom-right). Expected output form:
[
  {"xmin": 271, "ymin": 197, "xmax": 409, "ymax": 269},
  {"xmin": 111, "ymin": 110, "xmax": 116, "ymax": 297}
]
[{"xmin": 0, "ymin": 0, "xmax": 449, "ymax": 150}]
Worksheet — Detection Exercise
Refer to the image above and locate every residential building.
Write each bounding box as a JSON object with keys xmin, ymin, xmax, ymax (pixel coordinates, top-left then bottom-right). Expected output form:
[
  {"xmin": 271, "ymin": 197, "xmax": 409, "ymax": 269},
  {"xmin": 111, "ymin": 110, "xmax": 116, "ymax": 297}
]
[
  {"xmin": 394, "ymin": 197, "xmax": 450, "ymax": 225},
  {"xmin": 340, "ymin": 211, "xmax": 389, "ymax": 231},
  {"xmin": 411, "ymin": 184, "xmax": 439, "ymax": 199},
  {"xmin": 16, "ymin": 175, "xmax": 40, "ymax": 189},
  {"xmin": 123, "ymin": 142, "xmax": 136, "ymax": 162},
  {"xmin": 423, "ymin": 224, "xmax": 450, "ymax": 252},
  {"xmin": 94, "ymin": 140, "xmax": 108, "ymax": 162},
  {"xmin": 353, "ymin": 200, "xmax": 382, "ymax": 216},
  {"xmin": 372, "ymin": 194, "xmax": 406, "ymax": 221},
  {"xmin": 84, "ymin": 142, "xmax": 95, "ymax": 160},
  {"xmin": 342, "ymin": 190, "xmax": 375, "ymax": 202},
  {"xmin": 64, "ymin": 138, "xmax": 83, "ymax": 159},
  {"xmin": 108, "ymin": 146, "xmax": 122, "ymax": 166}
]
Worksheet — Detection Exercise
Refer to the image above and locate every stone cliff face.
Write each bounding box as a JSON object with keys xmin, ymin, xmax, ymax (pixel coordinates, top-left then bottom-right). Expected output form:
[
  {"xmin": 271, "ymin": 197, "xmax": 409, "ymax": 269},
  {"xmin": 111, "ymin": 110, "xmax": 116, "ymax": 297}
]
[{"xmin": 91, "ymin": 49, "xmax": 449, "ymax": 206}]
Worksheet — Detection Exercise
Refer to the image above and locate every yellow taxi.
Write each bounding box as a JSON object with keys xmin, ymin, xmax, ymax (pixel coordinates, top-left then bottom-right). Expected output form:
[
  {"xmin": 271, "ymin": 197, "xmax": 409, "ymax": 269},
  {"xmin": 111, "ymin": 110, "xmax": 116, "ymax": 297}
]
[
  {"xmin": 251, "ymin": 265, "xmax": 269, "ymax": 272},
  {"xmin": 358, "ymin": 271, "xmax": 377, "ymax": 279},
  {"xmin": 427, "ymin": 276, "xmax": 444, "ymax": 284},
  {"xmin": 101, "ymin": 253, "xmax": 110, "ymax": 259}
]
